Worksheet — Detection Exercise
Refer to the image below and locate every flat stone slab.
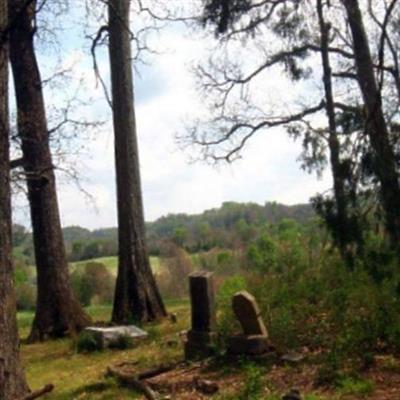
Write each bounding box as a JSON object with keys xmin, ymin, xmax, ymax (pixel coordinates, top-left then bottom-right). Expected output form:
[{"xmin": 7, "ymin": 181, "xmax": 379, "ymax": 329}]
[
  {"xmin": 84, "ymin": 325, "xmax": 148, "ymax": 349},
  {"xmin": 281, "ymin": 352, "xmax": 305, "ymax": 364}
]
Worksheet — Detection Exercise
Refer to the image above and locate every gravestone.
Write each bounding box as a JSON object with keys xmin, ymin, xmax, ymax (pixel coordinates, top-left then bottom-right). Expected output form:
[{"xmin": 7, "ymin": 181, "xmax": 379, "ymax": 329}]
[
  {"xmin": 184, "ymin": 271, "xmax": 216, "ymax": 360},
  {"xmin": 83, "ymin": 325, "xmax": 148, "ymax": 349},
  {"xmin": 232, "ymin": 291, "xmax": 268, "ymax": 336},
  {"xmin": 228, "ymin": 290, "xmax": 270, "ymax": 355}
]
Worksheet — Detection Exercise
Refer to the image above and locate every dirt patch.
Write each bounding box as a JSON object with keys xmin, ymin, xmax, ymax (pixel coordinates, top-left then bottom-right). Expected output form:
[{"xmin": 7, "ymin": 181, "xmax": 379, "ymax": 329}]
[{"xmin": 111, "ymin": 354, "xmax": 400, "ymax": 399}]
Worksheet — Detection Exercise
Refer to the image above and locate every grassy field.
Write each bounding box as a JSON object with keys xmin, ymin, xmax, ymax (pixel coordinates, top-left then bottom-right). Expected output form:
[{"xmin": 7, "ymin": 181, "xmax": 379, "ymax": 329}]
[
  {"xmin": 69, "ymin": 256, "xmax": 162, "ymax": 275},
  {"xmin": 18, "ymin": 300, "xmax": 400, "ymax": 399},
  {"xmin": 19, "ymin": 301, "xmax": 189, "ymax": 400}
]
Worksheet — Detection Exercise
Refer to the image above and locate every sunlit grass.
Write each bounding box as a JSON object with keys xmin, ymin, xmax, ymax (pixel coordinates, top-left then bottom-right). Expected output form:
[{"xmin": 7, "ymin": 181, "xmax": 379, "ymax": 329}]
[
  {"xmin": 19, "ymin": 300, "xmax": 189, "ymax": 399},
  {"xmin": 69, "ymin": 256, "xmax": 162, "ymax": 275}
]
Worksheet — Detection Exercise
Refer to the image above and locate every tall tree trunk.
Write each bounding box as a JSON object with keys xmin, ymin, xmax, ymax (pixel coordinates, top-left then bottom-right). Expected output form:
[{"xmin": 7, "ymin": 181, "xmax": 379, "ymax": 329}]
[
  {"xmin": 0, "ymin": 0, "xmax": 29, "ymax": 395},
  {"xmin": 9, "ymin": 0, "xmax": 91, "ymax": 342},
  {"xmin": 342, "ymin": 0, "xmax": 400, "ymax": 245},
  {"xmin": 316, "ymin": 0, "xmax": 359, "ymax": 265},
  {"xmin": 108, "ymin": 0, "xmax": 167, "ymax": 323}
]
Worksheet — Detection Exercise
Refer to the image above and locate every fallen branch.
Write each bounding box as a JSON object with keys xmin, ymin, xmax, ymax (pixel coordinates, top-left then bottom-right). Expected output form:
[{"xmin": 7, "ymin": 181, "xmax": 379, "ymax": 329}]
[
  {"xmin": 106, "ymin": 366, "xmax": 158, "ymax": 400},
  {"xmin": 137, "ymin": 362, "xmax": 182, "ymax": 380},
  {"xmin": 21, "ymin": 384, "xmax": 54, "ymax": 400}
]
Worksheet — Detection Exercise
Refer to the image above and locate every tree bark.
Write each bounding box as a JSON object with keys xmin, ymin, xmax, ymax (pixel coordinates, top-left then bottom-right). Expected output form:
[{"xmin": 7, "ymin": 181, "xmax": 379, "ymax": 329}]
[
  {"xmin": 342, "ymin": 0, "xmax": 400, "ymax": 245},
  {"xmin": 316, "ymin": 0, "xmax": 359, "ymax": 265},
  {"xmin": 9, "ymin": 0, "xmax": 91, "ymax": 342},
  {"xmin": 108, "ymin": 0, "xmax": 167, "ymax": 323},
  {"xmin": 0, "ymin": 0, "xmax": 29, "ymax": 395}
]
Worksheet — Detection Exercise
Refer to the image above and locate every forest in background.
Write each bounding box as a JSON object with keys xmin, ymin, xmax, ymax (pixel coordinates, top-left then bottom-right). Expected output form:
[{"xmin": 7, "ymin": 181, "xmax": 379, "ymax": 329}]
[
  {"xmin": 12, "ymin": 201, "xmax": 314, "ymax": 262},
  {"xmin": 11, "ymin": 200, "xmax": 315, "ymax": 310}
]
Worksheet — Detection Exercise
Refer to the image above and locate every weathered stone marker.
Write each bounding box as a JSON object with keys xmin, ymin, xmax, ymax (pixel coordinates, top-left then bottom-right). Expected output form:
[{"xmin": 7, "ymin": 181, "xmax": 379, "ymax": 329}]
[
  {"xmin": 228, "ymin": 290, "xmax": 270, "ymax": 355},
  {"xmin": 184, "ymin": 271, "xmax": 216, "ymax": 360},
  {"xmin": 83, "ymin": 325, "xmax": 148, "ymax": 349},
  {"xmin": 232, "ymin": 290, "xmax": 268, "ymax": 336}
]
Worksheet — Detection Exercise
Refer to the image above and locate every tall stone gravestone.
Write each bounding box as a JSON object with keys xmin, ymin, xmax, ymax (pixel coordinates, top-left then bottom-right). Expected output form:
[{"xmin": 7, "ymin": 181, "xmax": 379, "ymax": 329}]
[
  {"xmin": 184, "ymin": 271, "xmax": 216, "ymax": 360},
  {"xmin": 228, "ymin": 290, "xmax": 270, "ymax": 355}
]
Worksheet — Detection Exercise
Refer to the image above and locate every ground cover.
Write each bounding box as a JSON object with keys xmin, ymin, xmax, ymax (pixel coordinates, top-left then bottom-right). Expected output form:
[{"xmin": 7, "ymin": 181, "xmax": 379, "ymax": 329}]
[{"xmin": 19, "ymin": 302, "xmax": 400, "ymax": 399}]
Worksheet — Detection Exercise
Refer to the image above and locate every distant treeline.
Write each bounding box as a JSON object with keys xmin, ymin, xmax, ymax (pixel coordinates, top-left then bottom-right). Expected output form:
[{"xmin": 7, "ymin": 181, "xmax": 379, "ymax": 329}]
[{"xmin": 13, "ymin": 201, "xmax": 314, "ymax": 262}]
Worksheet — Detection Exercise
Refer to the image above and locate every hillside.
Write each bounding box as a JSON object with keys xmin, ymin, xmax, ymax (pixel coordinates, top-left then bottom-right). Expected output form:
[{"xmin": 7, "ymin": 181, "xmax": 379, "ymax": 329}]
[{"xmin": 13, "ymin": 201, "xmax": 314, "ymax": 262}]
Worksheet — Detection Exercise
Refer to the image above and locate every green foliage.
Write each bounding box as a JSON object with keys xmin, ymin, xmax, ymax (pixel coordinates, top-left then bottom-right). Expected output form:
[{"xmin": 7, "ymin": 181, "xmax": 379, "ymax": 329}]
[
  {"xmin": 16, "ymin": 283, "xmax": 36, "ymax": 311},
  {"xmin": 71, "ymin": 262, "xmax": 114, "ymax": 307},
  {"xmin": 216, "ymin": 250, "xmax": 232, "ymax": 266},
  {"xmin": 215, "ymin": 250, "xmax": 239, "ymax": 275},
  {"xmin": 246, "ymin": 219, "xmax": 311, "ymax": 275},
  {"xmin": 238, "ymin": 363, "xmax": 264, "ymax": 400},
  {"xmin": 172, "ymin": 226, "xmax": 187, "ymax": 246},
  {"xmin": 147, "ymin": 201, "xmax": 314, "ymax": 253},
  {"xmin": 109, "ymin": 335, "xmax": 135, "ymax": 350},
  {"xmin": 315, "ymin": 351, "xmax": 341, "ymax": 386},
  {"xmin": 14, "ymin": 256, "xmax": 36, "ymax": 311},
  {"xmin": 216, "ymin": 362, "xmax": 265, "ymax": 400},
  {"xmin": 247, "ymin": 233, "xmax": 278, "ymax": 273},
  {"xmin": 13, "ymin": 202, "xmax": 314, "ymax": 262},
  {"xmin": 216, "ymin": 275, "xmax": 247, "ymax": 350},
  {"xmin": 337, "ymin": 376, "xmax": 374, "ymax": 396},
  {"xmin": 322, "ymin": 264, "xmax": 400, "ymax": 367},
  {"xmin": 14, "ymin": 267, "xmax": 29, "ymax": 285},
  {"xmin": 156, "ymin": 245, "xmax": 194, "ymax": 299},
  {"xmin": 76, "ymin": 332, "xmax": 102, "ymax": 353}
]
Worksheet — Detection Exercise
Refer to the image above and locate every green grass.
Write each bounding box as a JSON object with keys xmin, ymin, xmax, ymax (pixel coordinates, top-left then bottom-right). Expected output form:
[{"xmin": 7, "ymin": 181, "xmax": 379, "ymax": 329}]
[
  {"xmin": 17, "ymin": 300, "xmax": 380, "ymax": 400},
  {"xmin": 337, "ymin": 376, "xmax": 375, "ymax": 396},
  {"xmin": 19, "ymin": 300, "xmax": 189, "ymax": 400},
  {"xmin": 69, "ymin": 256, "xmax": 162, "ymax": 275}
]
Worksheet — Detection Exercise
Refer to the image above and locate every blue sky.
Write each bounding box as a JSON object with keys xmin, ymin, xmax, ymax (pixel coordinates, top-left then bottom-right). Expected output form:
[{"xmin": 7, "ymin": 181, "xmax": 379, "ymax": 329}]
[{"xmin": 12, "ymin": 3, "xmax": 332, "ymax": 229}]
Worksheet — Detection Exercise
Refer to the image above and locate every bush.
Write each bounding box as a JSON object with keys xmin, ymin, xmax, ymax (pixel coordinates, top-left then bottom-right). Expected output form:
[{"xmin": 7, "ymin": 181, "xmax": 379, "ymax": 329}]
[
  {"xmin": 216, "ymin": 275, "xmax": 247, "ymax": 350},
  {"xmin": 16, "ymin": 283, "xmax": 36, "ymax": 311},
  {"xmin": 156, "ymin": 245, "xmax": 194, "ymax": 299},
  {"xmin": 76, "ymin": 332, "xmax": 102, "ymax": 353},
  {"xmin": 237, "ymin": 362, "xmax": 264, "ymax": 400},
  {"xmin": 109, "ymin": 334, "xmax": 135, "ymax": 350},
  {"xmin": 71, "ymin": 262, "xmax": 114, "ymax": 307},
  {"xmin": 246, "ymin": 233, "xmax": 278, "ymax": 273}
]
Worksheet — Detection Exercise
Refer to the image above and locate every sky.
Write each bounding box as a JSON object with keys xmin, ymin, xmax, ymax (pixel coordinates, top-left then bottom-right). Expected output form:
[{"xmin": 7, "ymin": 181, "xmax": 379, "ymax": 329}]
[{"xmin": 12, "ymin": 3, "xmax": 332, "ymax": 230}]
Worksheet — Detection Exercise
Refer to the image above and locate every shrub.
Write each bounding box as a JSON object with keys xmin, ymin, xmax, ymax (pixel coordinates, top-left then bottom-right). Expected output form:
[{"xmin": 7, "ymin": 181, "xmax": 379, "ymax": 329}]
[
  {"xmin": 216, "ymin": 275, "xmax": 247, "ymax": 350},
  {"xmin": 156, "ymin": 245, "xmax": 194, "ymax": 299},
  {"xmin": 109, "ymin": 334, "xmax": 135, "ymax": 350},
  {"xmin": 238, "ymin": 363, "xmax": 264, "ymax": 400},
  {"xmin": 76, "ymin": 332, "xmax": 102, "ymax": 353},
  {"xmin": 16, "ymin": 283, "xmax": 36, "ymax": 311},
  {"xmin": 71, "ymin": 262, "xmax": 114, "ymax": 306},
  {"xmin": 246, "ymin": 233, "xmax": 278, "ymax": 273}
]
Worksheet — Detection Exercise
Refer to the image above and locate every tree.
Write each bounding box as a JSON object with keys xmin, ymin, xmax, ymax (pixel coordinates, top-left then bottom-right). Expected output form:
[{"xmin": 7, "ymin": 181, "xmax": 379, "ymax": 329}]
[
  {"xmin": 9, "ymin": 0, "xmax": 91, "ymax": 342},
  {"xmin": 342, "ymin": 0, "xmax": 400, "ymax": 247},
  {"xmin": 0, "ymin": 0, "xmax": 29, "ymax": 394},
  {"xmin": 189, "ymin": 0, "xmax": 359, "ymax": 258},
  {"xmin": 186, "ymin": 0, "xmax": 400, "ymax": 261},
  {"xmin": 108, "ymin": 0, "xmax": 167, "ymax": 323},
  {"xmin": 314, "ymin": 0, "xmax": 363, "ymax": 264}
]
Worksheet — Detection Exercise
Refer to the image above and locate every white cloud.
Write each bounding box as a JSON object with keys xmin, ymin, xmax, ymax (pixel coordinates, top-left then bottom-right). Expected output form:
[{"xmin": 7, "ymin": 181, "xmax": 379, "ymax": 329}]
[{"xmin": 12, "ymin": 13, "xmax": 333, "ymax": 230}]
